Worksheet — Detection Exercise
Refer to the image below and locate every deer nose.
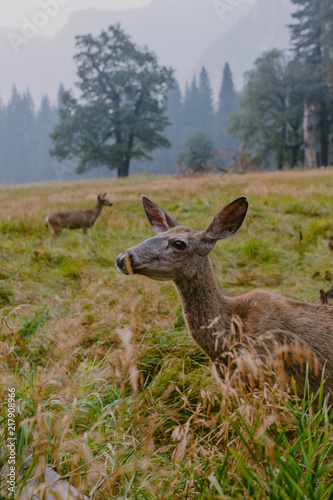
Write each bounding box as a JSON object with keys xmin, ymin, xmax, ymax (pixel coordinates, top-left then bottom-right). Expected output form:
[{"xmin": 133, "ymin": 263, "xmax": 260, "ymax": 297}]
[
  {"xmin": 116, "ymin": 252, "xmax": 126, "ymax": 270},
  {"xmin": 116, "ymin": 251, "xmax": 134, "ymax": 274}
]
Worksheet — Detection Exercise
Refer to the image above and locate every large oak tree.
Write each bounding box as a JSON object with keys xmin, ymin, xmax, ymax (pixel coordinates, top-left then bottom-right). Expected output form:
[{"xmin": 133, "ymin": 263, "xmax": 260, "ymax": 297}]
[{"xmin": 51, "ymin": 25, "xmax": 174, "ymax": 178}]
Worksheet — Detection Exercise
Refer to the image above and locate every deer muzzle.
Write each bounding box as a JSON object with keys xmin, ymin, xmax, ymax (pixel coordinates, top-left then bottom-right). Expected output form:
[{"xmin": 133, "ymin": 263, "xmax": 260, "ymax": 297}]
[{"xmin": 116, "ymin": 251, "xmax": 137, "ymax": 275}]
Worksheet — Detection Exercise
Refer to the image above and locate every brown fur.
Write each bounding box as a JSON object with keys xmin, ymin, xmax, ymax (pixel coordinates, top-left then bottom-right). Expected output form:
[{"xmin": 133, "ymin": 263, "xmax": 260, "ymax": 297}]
[
  {"xmin": 46, "ymin": 193, "xmax": 112, "ymax": 242},
  {"xmin": 116, "ymin": 196, "xmax": 333, "ymax": 398}
]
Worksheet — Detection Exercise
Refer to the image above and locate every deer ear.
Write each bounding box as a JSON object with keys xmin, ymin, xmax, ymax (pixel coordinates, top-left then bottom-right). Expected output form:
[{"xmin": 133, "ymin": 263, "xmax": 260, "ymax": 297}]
[
  {"xmin": 141, "ymin": 195, "xmax": 180, "ymax": 233},
  {"xmin": 202, "ymin": 197, "xmax": 248, "ymax": 242}
]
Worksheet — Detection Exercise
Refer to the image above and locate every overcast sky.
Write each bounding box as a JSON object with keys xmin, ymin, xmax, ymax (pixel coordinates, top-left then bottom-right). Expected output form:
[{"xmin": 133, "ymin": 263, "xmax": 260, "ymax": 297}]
[{"xmin": 0, "ymin": 0, "xmax": 151, "ymax": 35}]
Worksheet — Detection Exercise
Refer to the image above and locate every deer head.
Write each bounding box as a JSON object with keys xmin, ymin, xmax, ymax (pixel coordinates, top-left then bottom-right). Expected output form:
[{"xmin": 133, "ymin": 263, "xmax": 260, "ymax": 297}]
[
  {"xmin": 98, "ymin": 193, "xmax": 113, "ymax": 206},
  {"xmin": 116, "ymin": 195, "xmax": 248, "ymax": 281}
]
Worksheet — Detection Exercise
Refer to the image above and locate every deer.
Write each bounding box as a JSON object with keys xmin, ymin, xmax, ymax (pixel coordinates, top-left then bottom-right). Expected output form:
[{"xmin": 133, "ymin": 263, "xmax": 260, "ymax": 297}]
[
  {"xmin": 45, "ymin": 193, "xmax": 112, "ymax": 242},
  {"xmin": 116, "ymin": 195, "xmax": 333, "ymax": 399}
]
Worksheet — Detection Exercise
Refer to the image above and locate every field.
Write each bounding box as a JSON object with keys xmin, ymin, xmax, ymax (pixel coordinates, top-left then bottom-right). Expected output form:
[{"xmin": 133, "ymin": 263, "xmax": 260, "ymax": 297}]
[{"xmin": 1, "ymin": 170, "xmax": 333, "ymax": 499}]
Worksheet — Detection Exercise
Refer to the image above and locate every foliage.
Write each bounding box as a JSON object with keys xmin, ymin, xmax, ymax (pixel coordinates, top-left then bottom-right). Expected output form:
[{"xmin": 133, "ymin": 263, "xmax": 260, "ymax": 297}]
[
  {"xmin": 177, "ymin": 130, "xmax": 214, "ymax": 172},
  {"xmin": 0, "ymin": 61, "xmax": 240, "ymax": 182},
  {"xmin": 50, "ymin": 24, "xmax": 174, "ymax": 178},
  {"xmin": 18, "ymin": 305, "xmax": 49, "ymax": 341},
  {"xmin": 0, "ymin": 87, "xmax": 57, "ymax": 184},
  {"xmin": 182, "ymin": 68, "xmax": 215, "ymax": 142},
  {"xmin": 216, "ymin": 63, "xmax": 239, "ymax": 154},
  {"xmin": 198, "ymin": 67, "xmax": 215, "ymax": 139},
  {"xmin": 228, "ymin": 50, "xmax": 305, "ymax": 170},
  {"xmin": 322, "ymin": 0, "xmax": 333, "ymax": 88},
  {"xmin": 1, "ymin": 171, "xmax": 333, "ymax": 497},
  {"xmin": 290, "ymin": 0, "xmax": 332, "ymax": 166}
]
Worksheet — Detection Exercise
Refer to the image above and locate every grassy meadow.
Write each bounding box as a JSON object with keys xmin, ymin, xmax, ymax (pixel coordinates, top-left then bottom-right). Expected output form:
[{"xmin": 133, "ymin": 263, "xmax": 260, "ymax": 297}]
[{"xmin": 1, "ymin": 170, "xmax": 333, "ymax": 498}]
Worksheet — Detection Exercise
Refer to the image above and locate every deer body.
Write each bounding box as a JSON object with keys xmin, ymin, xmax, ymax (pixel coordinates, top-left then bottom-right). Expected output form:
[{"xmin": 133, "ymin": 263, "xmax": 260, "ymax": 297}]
[
  {"xmin": 116, "ymin": 196, "xmax": 333, "ymax": 397},
  {"xmin": 46, "ymin": 193, "xmax": 112, "ymax": 242}
]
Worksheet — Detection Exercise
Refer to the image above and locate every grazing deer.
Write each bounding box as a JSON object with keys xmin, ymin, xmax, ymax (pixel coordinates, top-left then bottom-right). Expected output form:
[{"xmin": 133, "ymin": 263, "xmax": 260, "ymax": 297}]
[
  {"xmin": 46, "ymin": 193, "xmax": 112, "ymax": 242},
  {"xmin": 116, "ymin": 196, "xmax": 333, "ymax": 398}
]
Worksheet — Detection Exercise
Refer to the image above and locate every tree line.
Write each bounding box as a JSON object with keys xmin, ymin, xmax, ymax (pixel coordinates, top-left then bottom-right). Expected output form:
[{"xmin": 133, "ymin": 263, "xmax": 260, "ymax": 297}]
[
  {"xmin": 50, "ymin": 24, "xmax": 239, "ymax": 179},
  {"xmin": 0, "ymin": 0, "xmax": 332, "ymax": 183},
  {"xmin": 0, "ymin": 88, "xmax": 59, "ymax": 184},
  {"xmin": 229, "ymin": 0, "xmax": 333, "ymax": 169},
  {"xmin": 0, "ymin": 50, "xmax": 238, "ymax": 183}
]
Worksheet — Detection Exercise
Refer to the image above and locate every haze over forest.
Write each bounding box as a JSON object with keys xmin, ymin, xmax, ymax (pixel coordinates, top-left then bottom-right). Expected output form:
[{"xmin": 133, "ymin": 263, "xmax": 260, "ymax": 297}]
[{"xmin": 0, "ymin": 0, "xmax": 331, "ymax": 184}]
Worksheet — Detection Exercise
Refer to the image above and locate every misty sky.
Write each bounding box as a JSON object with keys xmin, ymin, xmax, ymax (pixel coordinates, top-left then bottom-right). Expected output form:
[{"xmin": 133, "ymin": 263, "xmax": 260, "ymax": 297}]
[{"xmin": 0, "ymin": 0, "xmax": 151, "ymax": 35}]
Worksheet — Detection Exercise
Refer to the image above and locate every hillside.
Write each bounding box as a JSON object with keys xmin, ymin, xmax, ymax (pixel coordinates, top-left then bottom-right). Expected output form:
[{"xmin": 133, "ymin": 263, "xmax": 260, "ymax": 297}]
[
  {"xmin": 0, "ymin": 171, "xmax": 333, "ymax": 497},
  {"xmin": 1, "ymin": 0, "xmax": 246, "ymax": 103},
  {"xmin": 0, "ymin": 0, "xmax": 294, "ymax": 104},
  {"xmin": 195, "ymin": 0, "xmax": 293, "ymax": 93}
]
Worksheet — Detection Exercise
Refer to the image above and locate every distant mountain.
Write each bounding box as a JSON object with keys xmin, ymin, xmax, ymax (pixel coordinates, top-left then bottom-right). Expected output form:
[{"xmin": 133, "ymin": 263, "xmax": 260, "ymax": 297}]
[
  {"xmin": 194, "ymin": 0, "xmax": 293, "ymax": 95},
  {"xmin": 1, "ymin": 0, "xmax": 251, "ymax": 105}
]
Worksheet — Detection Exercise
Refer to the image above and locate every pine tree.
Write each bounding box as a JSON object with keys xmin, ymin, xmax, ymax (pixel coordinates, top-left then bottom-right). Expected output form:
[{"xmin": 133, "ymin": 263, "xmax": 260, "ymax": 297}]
[
  {"xmin": 322, "ymin": 0, "xmax": 333, "ymax": 161},
  {"xmin": 166, "ymin": 81, "xmax": 183, "ymax": 152},
  {"xmin": 5, "ymin": 87, "xmax": 35, "ymax": 183},
  {"xmin": 290, "ymin": 0, "xmax": 331, "ymax": 165},
  {"xmin": 21, "ymin": 90, "xmax": 37, "ymax": 181},
  {"xmin": 198, "ymin": 67, "xmax": 214, "ymax": 139},
  {"xmin": 182, "ymin": 76, "xmax": 201, "ymax": 136},
  {"xmin": 322, "ymin": 0, "xmax": 333, "ymax": 86},
  {"xmin": 57, "ymin": 83, "xmax": 65, "ymax": 110},
  {"xmin": 284, "ymin": 56, "xmax": 306, "ymax": 167},
  {"xmin": 228, "ymin": 50, "xmax": 305, "ymax": 170},
  {"xmin": 144, "ymin": 81, "xmax": 184, "ymax": 175},
  {"xmin": 36, "ymin": 96, "xmax": 59, "ymax": 180},
  {"xmin": 0, "ymin": 98, "xmax": 8, "ymax": 183},
  {"xmin": 216, "ymin": 63, "xmax": 239, "ymax": 153}
]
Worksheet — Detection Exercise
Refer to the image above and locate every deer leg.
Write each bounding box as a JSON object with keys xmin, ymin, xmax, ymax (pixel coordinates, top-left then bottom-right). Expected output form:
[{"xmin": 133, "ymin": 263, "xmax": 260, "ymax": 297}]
[
  {"xmin": 47, "ymin": 222, "xmax": 62, "ymax": 243},
  {"xmin": 82, "ymin": 227, "xmax": 88, "ymax": 235},
  {"xmin": 46, "ymin": 218, "xmax": 58, "ymax": 243},
  {"xmin": 50, "ymin": 227, "xmax": 62, "ymax": 243}
]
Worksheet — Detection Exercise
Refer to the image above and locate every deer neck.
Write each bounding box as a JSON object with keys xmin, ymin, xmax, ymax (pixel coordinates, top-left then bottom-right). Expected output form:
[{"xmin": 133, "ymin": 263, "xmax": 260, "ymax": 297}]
[
  {"xmin": 93, "ymin": 201, "xmax": 103, "ymax": 219},
  {"xmin": 173, "ymin": 257, "xmax": 232, "ymax": 361}
]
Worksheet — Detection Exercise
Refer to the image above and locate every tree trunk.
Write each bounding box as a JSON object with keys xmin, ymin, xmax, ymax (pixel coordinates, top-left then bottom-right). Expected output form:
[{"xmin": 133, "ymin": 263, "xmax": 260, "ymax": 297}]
[
  {"xmin": 303, "ymin": 101, "xmax": 318, "ymax": 168},
  {"xmin": 291, "ymin": 145, "xmax": 299, "ymax": 168},
  {"xmin": 117, "ymin": 162, "xmax": 130, "ymax": 178},
  {"xmin": 277, "ymin": 150, "xmax": 283, "ymax": 170},
  {"xmin": 277, "ymin": 121, "xmax": 286, "ymax": 170},
  {"xmin": 319, "ymin": 110, "xmax": 329, "ymax": 166}
]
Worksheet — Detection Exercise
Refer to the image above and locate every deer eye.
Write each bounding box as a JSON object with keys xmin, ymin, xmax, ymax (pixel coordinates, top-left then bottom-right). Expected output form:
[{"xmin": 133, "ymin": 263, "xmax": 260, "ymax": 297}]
[{"xmin": 173, "ymin": 240, "xmax": 187, "ymax": 250}]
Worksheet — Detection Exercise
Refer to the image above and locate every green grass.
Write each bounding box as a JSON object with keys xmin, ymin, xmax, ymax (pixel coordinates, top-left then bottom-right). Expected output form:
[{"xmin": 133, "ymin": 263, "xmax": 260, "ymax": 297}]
[{"xmin": 0, "ymin": 171, "xmax": 333, "ymax": 498}]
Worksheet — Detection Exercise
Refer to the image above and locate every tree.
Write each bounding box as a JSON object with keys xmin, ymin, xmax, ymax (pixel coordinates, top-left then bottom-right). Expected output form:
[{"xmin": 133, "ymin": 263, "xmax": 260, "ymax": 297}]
[
  {"xmin": 216, "ymin": 63, "xmax": 239, "ymax": 152},
  {"xmin": 197, "ymin": 67, "xmax": 214, "ymax": 138},
  {"xmin": 163, "ymin": 81, "xmax": 184, "ymax": 170},
  {"xmin": 290, "ymin": 0, "xmax": 331, "ymax": 166},
  {"xmin": 3, "ymin": 87, "xmax": 37, "ymax": 183},
  {"xmin": 50, "ymin": 24, "xmax": 174, "ymax": 178},
  {"xmin": 182, "ymin": 77, "xmax": 201, "ymax": 137},
  {"xmin": 141, "ymin": 80, "xmax": 184, "ymax": 175},
  {"xmin": 164, "ymin": 80, "xmax": 184, "ymax": 160},
  {"xmin": 36, "ymin": 96, "xmax": 59, "ymax": 180},
  {"xmin": 177, "ymin": 130, "xmax": 214, "ymax": 172},
  {"xmin": 322, "ymin": 0, "xmax": 333, "ymax": 87},
  {"xmin": 303, "ymin": 101, "xmax": 318, "ymax": 168},
  {"xmin": 228, "ymin": 50, "xmax": 305, "ymax": 170},
  {"xmin": 284, "ymin": 56, "xmax": 306, "ymax": 166}
]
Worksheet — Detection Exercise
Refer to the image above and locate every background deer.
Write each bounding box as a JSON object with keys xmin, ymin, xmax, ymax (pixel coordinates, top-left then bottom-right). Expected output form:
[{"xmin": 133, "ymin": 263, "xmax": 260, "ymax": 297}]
[
  {"xmin": 46, "ymin": 193, "xmax": 112, "ymax": 242},
  {"xmin": 116, "ymin": 195, "xmax": 333, "ymax": 398}
]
